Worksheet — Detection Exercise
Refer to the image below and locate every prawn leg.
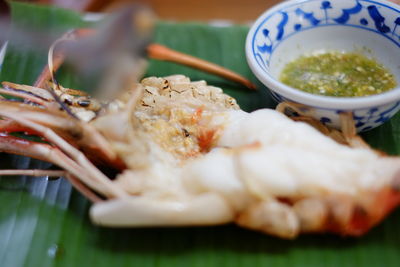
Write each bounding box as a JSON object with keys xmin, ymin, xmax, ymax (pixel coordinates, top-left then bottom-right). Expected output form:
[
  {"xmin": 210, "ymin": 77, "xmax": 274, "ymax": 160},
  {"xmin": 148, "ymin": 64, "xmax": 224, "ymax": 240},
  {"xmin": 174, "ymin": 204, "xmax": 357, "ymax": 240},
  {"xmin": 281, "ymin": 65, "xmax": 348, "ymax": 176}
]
[
  {"xmin": 0, "ymin": 169, "xmax": 66, "ymax": 177},
  {"xmin": 0, "ymin": 101, "xmax": 122, "ymax": 168},
  {"xmin": 0, "ymin": 110, "xmax": 127, "ymax": 198}
]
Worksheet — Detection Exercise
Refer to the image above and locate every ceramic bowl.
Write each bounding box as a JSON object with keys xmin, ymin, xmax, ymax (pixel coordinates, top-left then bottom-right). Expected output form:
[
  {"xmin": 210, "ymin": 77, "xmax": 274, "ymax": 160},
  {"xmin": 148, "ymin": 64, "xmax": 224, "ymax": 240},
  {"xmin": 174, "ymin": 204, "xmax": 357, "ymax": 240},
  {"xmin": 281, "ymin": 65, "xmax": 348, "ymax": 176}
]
[{"xmin": 246, "ymin": 0, "xmax": 400, "ymax": 132}]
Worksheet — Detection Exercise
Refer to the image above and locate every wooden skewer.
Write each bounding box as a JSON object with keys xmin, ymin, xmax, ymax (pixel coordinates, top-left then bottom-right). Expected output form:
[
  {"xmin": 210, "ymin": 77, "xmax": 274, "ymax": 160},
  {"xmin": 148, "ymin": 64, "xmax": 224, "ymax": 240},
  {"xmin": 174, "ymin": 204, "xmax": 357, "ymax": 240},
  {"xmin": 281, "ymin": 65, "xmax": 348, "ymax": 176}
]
[{"xmin": 147, "ymin": 43, "xmax": 257, "ymax": 90}]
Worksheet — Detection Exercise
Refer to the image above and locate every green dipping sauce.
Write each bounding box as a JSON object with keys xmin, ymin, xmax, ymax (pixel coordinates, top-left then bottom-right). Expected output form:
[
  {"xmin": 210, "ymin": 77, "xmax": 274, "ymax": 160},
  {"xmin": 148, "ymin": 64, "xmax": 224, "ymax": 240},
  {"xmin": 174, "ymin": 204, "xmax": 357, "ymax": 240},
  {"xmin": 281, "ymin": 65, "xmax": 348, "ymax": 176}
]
[{"xmin": 279, "ymin": 51, "xmax": 397, "ymax": 97}]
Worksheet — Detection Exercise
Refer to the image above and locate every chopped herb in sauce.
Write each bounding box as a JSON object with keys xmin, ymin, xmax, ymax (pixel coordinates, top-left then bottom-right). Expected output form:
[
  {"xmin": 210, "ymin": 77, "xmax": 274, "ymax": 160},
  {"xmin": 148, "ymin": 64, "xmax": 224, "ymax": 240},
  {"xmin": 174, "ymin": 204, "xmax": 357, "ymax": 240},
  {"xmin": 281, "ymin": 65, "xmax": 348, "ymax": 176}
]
[{"xmin": 279, "ymin": 51, "xmax": 397, "ymax": 97}]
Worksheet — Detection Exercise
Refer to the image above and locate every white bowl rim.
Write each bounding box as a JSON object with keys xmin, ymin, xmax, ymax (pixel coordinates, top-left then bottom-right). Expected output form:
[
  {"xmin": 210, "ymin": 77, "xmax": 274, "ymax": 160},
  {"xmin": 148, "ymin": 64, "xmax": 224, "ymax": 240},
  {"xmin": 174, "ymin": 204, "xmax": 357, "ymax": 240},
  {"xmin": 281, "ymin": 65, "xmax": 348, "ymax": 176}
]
[{"xmin": 246, "ymin": 0, "xmax": 400, "ymax": 110}]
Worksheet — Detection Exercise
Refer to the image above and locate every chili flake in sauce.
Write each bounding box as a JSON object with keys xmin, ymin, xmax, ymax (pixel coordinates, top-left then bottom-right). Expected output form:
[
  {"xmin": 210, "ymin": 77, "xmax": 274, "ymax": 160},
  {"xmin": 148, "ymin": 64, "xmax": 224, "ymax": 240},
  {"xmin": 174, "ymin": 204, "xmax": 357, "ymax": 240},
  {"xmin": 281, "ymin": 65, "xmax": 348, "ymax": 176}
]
[{"xmin": 279, "ymin": 52, "xmax": 396, "ymax": 97}]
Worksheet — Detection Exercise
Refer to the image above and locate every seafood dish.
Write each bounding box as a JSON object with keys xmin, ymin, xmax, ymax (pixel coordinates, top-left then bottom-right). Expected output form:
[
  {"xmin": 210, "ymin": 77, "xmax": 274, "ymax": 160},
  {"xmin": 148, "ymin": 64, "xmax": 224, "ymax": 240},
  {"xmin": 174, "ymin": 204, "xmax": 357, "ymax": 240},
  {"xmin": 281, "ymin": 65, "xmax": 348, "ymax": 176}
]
[{"xmin": 0, "ymin": 30, "xmax": 400, "ymax": 240}]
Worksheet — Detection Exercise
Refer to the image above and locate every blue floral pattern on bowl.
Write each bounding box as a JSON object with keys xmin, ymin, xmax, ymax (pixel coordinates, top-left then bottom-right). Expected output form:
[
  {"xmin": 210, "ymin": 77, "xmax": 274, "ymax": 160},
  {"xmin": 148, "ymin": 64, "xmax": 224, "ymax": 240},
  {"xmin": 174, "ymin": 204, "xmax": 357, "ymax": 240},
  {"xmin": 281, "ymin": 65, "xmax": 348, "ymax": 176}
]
[
  {"xmin": 246, "ymin": 0, "xmax": 400, "ymax": 132},
  {"xmin": 252, "ymin": 0, "xmax": 400, "ymax": 72},
  {"xmin": 269, "ymin": 90, "xmax": 400, "ymax": 132}
]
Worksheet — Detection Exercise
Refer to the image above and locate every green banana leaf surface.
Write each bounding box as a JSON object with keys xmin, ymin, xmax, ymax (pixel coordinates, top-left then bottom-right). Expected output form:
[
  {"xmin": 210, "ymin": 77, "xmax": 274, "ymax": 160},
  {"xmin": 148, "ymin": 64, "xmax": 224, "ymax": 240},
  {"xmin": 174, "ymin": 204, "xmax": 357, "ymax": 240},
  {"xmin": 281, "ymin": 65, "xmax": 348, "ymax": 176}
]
[{"xmin": 1, "ymin": 2, "xmax": 400, "ymax": 267}]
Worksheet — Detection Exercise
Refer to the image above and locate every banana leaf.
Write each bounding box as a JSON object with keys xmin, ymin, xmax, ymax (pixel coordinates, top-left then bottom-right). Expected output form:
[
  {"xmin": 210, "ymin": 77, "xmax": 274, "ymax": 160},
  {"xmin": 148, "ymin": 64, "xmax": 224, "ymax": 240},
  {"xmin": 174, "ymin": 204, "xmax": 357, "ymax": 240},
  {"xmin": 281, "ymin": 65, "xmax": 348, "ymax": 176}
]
[{"xmin": 1, "ymin": 2, "xmax": 400, "ymax": 267}]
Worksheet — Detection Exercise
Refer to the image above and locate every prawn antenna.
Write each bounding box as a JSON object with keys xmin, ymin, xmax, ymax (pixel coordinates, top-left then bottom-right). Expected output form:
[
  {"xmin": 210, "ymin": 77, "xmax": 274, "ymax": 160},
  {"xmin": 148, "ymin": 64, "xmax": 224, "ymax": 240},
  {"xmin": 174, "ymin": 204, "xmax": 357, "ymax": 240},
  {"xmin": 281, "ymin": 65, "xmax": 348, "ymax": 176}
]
[{"xmin": 47, "ymin": 32, "xmax": 79, "ymax": 120}]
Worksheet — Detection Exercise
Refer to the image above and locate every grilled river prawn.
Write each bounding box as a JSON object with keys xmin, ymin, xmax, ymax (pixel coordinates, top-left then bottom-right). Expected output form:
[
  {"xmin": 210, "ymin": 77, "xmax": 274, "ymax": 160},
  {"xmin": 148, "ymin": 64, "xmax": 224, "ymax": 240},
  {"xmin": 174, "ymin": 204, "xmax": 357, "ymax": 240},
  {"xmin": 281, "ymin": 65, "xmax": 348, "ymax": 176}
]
[
  {"xmin": 1, "ymin": 73, "xmax": 400, "ymax": 239},
  {"xmin": 1, "ymin": 25, "xmax": 400, "ymax": 238}
]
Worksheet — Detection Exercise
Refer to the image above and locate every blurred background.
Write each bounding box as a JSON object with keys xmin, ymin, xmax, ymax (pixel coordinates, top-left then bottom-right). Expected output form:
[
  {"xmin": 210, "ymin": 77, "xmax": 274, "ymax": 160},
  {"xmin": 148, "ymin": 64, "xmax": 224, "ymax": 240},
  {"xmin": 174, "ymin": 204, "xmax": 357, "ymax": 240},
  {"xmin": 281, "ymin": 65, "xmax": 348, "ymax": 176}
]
[
  {"xmin": 1, "ymin": 0, "xmax": 400, "ymax": 22},
  {"xmin": 0, "ymin": 0, "xmax": 290, "ymax": 22}
]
